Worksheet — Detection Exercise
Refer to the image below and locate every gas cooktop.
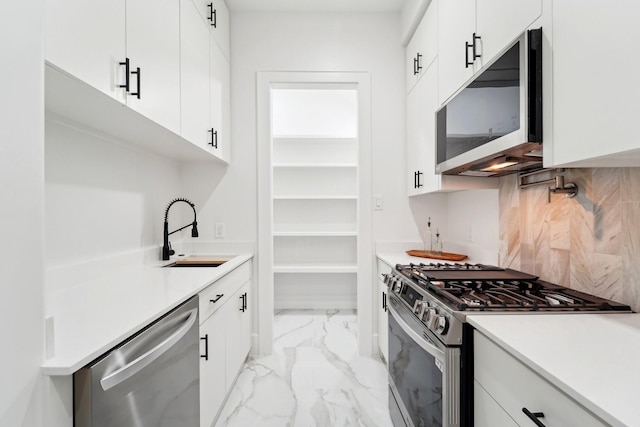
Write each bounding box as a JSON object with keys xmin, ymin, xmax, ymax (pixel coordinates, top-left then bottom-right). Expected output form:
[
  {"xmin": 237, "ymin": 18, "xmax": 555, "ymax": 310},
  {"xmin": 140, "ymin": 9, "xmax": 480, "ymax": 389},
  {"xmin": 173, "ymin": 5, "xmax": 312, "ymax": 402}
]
[{"xmin": 394, "ymin": 262, "xmax": 631, "ymax": 312}]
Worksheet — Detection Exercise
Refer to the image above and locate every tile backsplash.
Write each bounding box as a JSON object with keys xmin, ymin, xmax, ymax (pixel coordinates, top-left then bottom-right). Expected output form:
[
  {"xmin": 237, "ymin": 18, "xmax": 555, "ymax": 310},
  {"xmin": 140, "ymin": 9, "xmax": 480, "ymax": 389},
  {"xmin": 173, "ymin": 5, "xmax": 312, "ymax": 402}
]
[{"xmin": 499, "ymin": 168, "xmax": 640, "ymax": 311}]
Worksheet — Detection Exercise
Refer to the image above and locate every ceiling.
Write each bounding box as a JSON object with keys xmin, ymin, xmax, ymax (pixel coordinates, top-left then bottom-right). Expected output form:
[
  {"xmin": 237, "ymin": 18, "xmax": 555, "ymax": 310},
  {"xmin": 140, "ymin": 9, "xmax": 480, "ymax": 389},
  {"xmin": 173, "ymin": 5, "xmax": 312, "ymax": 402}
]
[{"xmin": 225, "ymin": 0, "xmax": 406, "ymax": 12}]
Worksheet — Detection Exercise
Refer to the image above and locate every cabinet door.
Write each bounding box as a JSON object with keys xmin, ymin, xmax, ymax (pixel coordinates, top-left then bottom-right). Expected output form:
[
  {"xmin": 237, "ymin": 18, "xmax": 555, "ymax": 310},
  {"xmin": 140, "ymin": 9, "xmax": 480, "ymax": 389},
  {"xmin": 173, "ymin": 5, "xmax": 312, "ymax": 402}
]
[
  {"xmin": 180, "ymin": 0, "xmax": 211, "ymax": 149},
  {"xmin": 405, "ymin": 25, "xmax": 423, "ymax": 95},
  {"xmin": 418, "ymin": 62, "xmax": 441, "ymax": 194},
  {"xmin": 476, "ymin": 0, "xmax": 541, "ymax": 65},
  {"xmin": 474, "ymin": 380, "xmax": 518, "ymax": 427},
  {"xmin": 45, "ymin": 0, "xmax": 126, "ymax": 102},
  {"xmin": 210, "ymin": 38, "xmax": 231, "ymax": 162},
  {"xmin": 126, "ymin": 0, "xmax": 181, "ymax": 134},
  {"xmin": 437, "ymin": 0, "xmax": 476, "ymax": 104},
  {"xmin": 377, "ymin": 281, "xmax": 389, "ymax": 362},
  {"xmin": 210, "ymin": 0, "xmax": 230, "ymax": 60},
  {"xmin": 225, "ymin": 282, "xmax": 251, "ymax": 392},
  {"xmin": 406, "ymin": 79, "xmax": 423, "ymax": 196},
  {"xmin": 547, "ymin": 1, "xmax": 640, "ymax": 167},
  {"xmin": 200, "ymin": 309, "xmax": 226, "ymax": 427}
]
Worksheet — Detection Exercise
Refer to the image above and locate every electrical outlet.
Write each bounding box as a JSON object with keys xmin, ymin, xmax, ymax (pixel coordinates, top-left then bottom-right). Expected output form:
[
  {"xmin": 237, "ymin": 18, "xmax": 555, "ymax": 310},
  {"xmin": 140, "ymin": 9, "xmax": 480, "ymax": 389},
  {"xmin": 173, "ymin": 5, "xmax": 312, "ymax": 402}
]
[
  {"xmin": 466, "ymin": 226, "xmax": 473, "ymax": 242},
  {"xmin": 215, "ymin": 223, "xmax": 225, "ymax": 239}
]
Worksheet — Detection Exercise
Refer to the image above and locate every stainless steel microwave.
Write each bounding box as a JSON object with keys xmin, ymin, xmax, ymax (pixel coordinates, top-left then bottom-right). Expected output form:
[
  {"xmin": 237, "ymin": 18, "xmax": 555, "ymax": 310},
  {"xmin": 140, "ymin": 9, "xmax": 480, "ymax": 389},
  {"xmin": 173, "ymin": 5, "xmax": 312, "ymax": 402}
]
[{"xmin": 436, "ymin": 28, "xmax": 542, "ymax": 177}]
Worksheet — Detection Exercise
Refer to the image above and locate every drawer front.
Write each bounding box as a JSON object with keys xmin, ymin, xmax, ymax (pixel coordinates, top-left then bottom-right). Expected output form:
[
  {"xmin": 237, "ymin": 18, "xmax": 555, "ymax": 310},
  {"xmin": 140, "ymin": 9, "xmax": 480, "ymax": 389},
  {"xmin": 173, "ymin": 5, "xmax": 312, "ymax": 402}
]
[
  {"xmin": 474, "ymin": 332, "xmax": 608, "ymax": 427},
  {"xmin": 199, "ymin": 261, "xmax": 251, "ymax": 323}
]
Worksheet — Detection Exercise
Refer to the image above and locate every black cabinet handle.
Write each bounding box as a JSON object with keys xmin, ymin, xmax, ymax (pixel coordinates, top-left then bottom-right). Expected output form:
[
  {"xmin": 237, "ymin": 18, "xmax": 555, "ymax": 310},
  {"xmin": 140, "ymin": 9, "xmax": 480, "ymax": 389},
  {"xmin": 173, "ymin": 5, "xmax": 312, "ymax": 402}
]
[
  {"xmin": 239, "ymin": 292, "xmax": 247, "ymax": 312},
  {"xmin": 472, "ymin": 32, "xmax": 481, "ymax": 60},
  {"xmin": 208, "ymin": 129, "xmax": 218, "ymax": 148},
  {"xmin": 416, "ymin": 170, "xmax": 423, "ymax": 188},
  {"xmin": 522, "ymin": 408, "xmax": 546, "ymax": 427},
  {"xmin": 415, "ymin": 53, "xmax": 422, "ymax": 74},
  {"xmin": 382, "ymin": 292, "xmax": 387, "ymax": 312},
  {"xmin": 208, "ymin": 3, "xmax": 217, "ymax": 28},
  {"xmin": 413, "ymin": 57, "xmax": 418, "ymax": 75},
  {"xmin": 465, "ymin": 41, "xmax": 473, "ymax": 68},
  {"xmin": 130, "ymin": 66, "xmax": 141, "ymax": 99},
  {"xmin": 210, "ymin": 294, "xmax": 224, "ymax": 303},
  {"xmin": 119, "ymin": 58, "xmax": 130, "ymax": 92},
  {"xmin": 413, "ymin": 171, "xmax": 417, "ymax": 188},
  {"xmin": 200, "ymin": 334, "xmax": 209, "ymax": 360}
]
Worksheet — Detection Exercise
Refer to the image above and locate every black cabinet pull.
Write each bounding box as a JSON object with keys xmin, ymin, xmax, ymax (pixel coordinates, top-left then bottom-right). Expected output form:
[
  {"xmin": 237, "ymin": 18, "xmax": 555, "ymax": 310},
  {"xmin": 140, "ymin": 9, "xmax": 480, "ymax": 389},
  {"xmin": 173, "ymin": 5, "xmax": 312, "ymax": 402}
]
[
  {"xmin": 416, "ymin": 170, "xmax": 423, "ymax": 188},
  {"xmin": 130, "ymin": 66, "xmax": 141, "ymax": 99},
  {"xmin": 119, "ymin": 58, "xmax": 130, "ymax": 92},
  {"xmin": 465, "ymin": 41, "xmax": 473, "ymax": 68},
  {"xmin": 200, "ymin": 334, "xmax": 209, "ymax": 360},
  {"xmin": 210, "ymin": 294, "xmax": 224, "ymax": 303},
  {"xmin": 208, "ymin": 3, "xmax": 217, "ymax": 28},
  {"xmin": 413, "ymin": 57, "xmax": 418, "ymax": 75},
  {"xmin": 522, "ymin": 408, "xmax": 546, "ymax": 427},
  {"xmin": 382, "ymin": 292, "xmax": 387, "ymax": 312},
  {"xmin": 239, "ymin": 292, "xmax": 247, "ymax": 312},
  {"xmin": 413, "ymin": 171, "xmax": 418, "ymax": 189},
  {"xmin": 208, "ymin": 129, "xmax": 218, "ymax": 148},
  {"xmin": 472, "ymin": 32, "xmax": 481, "ymax": 60},
  {"xmin": 415, "ymin": 53, "xmax": 422, "ymax": 74}
]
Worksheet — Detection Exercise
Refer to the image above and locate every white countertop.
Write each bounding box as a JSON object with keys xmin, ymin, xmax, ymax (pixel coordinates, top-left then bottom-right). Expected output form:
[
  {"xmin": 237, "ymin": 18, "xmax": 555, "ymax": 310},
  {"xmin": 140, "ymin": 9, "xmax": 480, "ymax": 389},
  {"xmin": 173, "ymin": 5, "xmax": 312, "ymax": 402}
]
[
  {"xmin": 42, "ymin": 253, "xmax": 253, "ymax": 375},
  {"xmin": 468, "ymin": 313, "xmax": 640, "ymax": 427}
]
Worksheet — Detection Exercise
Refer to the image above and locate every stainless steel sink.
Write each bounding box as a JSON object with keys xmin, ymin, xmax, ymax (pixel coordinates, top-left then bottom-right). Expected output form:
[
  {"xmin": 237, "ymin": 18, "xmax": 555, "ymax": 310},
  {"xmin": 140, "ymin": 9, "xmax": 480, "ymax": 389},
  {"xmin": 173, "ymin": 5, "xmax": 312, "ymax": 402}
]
[{"xmin": 164, "ymin": 256, "xmax": 230, "ymax": 268}]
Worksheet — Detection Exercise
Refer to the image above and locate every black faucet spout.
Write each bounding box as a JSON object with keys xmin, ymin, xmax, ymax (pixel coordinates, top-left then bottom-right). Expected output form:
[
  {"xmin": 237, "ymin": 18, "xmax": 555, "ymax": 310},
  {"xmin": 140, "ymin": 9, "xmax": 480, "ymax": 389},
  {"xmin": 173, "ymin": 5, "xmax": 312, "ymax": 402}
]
[{"xmin": 162, "ymin": 198, "xmax": 199, "ymax": 260}]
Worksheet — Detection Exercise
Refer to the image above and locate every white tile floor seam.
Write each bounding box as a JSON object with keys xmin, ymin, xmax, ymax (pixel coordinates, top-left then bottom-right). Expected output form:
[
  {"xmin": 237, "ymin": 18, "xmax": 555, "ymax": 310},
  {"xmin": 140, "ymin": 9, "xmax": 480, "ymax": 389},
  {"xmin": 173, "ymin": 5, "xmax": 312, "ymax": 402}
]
[{"xmin": 214, "ymin": 309, "xmax": 393, "ymax": 427}]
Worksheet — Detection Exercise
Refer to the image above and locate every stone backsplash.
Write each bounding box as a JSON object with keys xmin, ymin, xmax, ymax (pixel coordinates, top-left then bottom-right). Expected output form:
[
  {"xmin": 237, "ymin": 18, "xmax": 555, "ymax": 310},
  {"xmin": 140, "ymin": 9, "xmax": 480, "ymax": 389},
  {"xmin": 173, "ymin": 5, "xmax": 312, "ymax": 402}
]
[{"xmin": 499, "ymin": 168, "xmax": 640, "ymax": 311}]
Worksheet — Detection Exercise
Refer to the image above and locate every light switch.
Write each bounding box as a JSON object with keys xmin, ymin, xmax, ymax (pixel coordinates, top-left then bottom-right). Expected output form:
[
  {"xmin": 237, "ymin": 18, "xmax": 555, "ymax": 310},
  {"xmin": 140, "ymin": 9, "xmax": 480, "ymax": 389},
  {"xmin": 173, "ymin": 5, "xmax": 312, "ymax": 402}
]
[{"xmin": 374, "ymin": 195, "xmax": 384, "ymax": 211}]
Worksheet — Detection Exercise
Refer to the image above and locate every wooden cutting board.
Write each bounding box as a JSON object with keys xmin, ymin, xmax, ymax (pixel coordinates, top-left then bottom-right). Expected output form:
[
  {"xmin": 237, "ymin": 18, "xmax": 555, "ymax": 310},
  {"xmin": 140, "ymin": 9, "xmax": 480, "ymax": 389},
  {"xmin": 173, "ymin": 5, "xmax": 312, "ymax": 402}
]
[{"xmin": 406, "ymin": 250, "xmax": 468, "ymax": 261}]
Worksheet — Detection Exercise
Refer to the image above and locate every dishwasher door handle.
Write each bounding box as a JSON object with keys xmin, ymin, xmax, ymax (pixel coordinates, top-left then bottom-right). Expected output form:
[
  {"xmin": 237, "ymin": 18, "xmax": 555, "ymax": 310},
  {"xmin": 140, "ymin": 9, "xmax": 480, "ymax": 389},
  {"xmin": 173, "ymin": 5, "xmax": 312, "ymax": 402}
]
[{"xmin": 100, "ymin": 308, "xmax": 198, "ymax": 391}]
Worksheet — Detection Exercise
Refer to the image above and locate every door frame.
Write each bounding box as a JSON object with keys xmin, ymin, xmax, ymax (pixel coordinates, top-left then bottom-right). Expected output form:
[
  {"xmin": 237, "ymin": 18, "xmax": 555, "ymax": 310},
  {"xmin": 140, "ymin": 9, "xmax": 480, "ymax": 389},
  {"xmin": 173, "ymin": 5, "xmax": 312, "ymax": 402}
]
[{"xmin": 256, "ymin": 71, "xmax": 373, "ymax": 356}]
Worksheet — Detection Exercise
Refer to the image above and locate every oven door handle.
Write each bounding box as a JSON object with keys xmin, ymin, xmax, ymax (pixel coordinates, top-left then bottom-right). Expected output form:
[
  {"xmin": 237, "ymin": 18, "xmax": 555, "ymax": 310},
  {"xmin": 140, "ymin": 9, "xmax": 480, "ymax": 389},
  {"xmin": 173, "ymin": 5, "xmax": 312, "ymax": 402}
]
[{"xmin": 389, "ymin": 304, "xmax": 445, "ymax": 361}]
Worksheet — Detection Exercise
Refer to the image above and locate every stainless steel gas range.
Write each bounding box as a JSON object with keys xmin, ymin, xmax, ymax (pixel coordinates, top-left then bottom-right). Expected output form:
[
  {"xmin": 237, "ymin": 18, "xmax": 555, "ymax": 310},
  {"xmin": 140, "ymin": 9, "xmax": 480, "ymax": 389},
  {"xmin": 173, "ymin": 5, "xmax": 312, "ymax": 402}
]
[{"xmin": 384, "ymin": 262, "xmax": 631, "ymax": 427}]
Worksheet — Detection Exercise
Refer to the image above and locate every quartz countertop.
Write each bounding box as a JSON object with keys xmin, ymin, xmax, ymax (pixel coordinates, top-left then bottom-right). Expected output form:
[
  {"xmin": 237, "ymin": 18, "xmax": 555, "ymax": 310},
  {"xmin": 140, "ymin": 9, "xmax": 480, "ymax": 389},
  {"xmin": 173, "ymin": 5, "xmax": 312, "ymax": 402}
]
[
  {"xmin": 468, "ymin": 313, "xmax": 640, "ymax": 427},
  {"xmin": 42, "ymin": 253, "xmax": 253, "ymax": 375}
]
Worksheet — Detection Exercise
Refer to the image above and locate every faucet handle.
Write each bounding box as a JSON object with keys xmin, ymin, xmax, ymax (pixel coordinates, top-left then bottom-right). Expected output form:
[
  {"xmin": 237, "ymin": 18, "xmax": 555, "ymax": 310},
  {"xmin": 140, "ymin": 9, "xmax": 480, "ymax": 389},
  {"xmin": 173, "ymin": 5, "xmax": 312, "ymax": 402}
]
[{"xmin": 168, "ymin": 241, "xmax": 175, "ymax": 257}]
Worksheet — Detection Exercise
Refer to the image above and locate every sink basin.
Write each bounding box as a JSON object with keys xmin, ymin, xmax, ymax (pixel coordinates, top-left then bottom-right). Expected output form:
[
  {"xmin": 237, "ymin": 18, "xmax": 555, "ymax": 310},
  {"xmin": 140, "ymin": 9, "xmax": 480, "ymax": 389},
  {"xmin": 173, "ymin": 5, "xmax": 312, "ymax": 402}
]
[
  {"xmin": 164, "ymin": 256, "xmax": 230, "ymax": 268},
  {"xmin": 165, "ymin": 261, "xmax": 226, "ymax": 268}
]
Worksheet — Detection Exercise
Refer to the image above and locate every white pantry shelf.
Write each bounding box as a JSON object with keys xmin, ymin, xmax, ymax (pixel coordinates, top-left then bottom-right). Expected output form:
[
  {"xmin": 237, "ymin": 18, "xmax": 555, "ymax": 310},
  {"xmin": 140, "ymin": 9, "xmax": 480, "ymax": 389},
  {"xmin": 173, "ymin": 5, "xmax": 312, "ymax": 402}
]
[
  {"xmin": 273, "ymin": 195, "xmax": 358, "ymax": 200},
  {"xmin": 272, "ymin": 163, "xmax": 357, "ymax": 168},
  {"xmin": 273, "ymin": 264, "xmax": 358, "ymax": 274},
  {"xmin": 272, "ymin": 231, "xmax": 357, "ymax": 237}
]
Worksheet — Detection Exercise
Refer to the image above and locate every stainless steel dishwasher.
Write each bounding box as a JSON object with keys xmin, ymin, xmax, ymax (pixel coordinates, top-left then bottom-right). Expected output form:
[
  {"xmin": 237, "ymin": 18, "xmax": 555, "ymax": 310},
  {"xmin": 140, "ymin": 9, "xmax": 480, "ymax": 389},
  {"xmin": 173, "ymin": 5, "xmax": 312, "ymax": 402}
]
[{"xmin": 74, "ymin": 296, "xmax": 200, "ymax": 427}]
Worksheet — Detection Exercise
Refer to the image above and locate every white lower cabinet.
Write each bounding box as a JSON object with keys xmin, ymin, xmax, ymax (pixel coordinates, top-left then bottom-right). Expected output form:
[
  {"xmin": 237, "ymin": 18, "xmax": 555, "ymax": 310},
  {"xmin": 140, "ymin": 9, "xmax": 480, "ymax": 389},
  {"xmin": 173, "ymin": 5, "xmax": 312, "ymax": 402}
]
[
  {"xmin": 199, "ymin": 261, "xmax": 253, "ymax": 427},
  {"xmin": 200, "ymin": 308, "xmax": 226, "ymax": 427},
  {"xmin": 474, "ymin": 331, "xmax": 608, "ymax": 427},
  {"xmin": 224, "ymin": 281, "xmax": 252, "ymax": 394},
  {"xmin": 376, "ymin": 258, "xmax": 391, "ymax": 362}
]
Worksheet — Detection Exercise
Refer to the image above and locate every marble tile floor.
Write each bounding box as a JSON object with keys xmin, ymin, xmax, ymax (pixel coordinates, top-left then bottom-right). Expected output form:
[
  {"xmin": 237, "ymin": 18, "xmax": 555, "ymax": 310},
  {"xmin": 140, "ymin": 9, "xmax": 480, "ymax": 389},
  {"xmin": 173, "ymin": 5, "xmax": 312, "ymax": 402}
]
[{"xmin": 214, "ymin": 309, "xmax": 393, "ymax": 427}]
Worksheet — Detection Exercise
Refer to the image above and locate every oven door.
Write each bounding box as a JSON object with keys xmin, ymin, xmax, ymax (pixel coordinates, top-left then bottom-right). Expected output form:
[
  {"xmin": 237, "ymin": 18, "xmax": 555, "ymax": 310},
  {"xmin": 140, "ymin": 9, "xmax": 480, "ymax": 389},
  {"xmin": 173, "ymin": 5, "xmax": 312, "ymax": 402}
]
[{"xmin": 388, "ymin": 294, "xmax": 460, "ymax": 427}]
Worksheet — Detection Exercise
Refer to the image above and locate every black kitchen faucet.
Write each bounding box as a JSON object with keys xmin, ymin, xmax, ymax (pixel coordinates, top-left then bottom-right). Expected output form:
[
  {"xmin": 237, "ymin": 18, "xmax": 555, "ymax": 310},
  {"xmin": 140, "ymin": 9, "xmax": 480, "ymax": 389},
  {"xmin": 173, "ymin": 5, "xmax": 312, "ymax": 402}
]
[{"xmin": 162, "ymin": 198, "xmax": 198, "ymax": 260}]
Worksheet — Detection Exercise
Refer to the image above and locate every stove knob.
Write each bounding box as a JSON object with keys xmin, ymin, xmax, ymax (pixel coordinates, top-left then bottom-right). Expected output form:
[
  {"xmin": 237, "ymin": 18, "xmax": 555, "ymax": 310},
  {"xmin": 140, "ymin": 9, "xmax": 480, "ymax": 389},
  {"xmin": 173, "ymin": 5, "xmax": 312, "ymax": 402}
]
[
  {"xmin": 423, "ymin": 307, "xmax": 437, "ymax": 324},
  {"xmin": 382, "ymin": 273, "xmax": 390, "ymax": 284},
  {"xmin": 432, "ymin": 315, "xmax": 449, "ymax": 335}
]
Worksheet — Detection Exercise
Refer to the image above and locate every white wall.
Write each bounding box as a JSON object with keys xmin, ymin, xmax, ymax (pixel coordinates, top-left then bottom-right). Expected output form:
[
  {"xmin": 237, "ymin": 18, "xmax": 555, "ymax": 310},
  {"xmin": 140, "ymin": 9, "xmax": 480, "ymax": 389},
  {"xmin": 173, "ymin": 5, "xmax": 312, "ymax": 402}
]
[
  {"xmin": 44, "ymin": 120, "xmax": 184, "ymax": 268},
  {"xmin": 0, "ymin": 2, "xmax": 45, "ymax": 426},
  {"xmin": 196, "ymin": 11, "xmax": 418, "ymax": 246}
]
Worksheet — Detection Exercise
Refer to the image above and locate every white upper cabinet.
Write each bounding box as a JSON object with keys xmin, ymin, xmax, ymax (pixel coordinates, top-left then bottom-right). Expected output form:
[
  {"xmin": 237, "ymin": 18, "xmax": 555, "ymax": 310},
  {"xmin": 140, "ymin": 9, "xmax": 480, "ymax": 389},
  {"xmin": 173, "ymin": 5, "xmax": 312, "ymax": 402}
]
[
  {"xmin": 476, "ymin": 0, "xmax": 542, "ymax": 67},
  {"xmin": 545, "ymin": 1, "xmax": 640, "ymax": 167},
  {"xmin": 180, "ymin": 0, "xmax": 211, "ymax": 149},
  {"xmin": 210, "ymin": 38, "xmax": 231, "ymax": 163},
  {"xmin": 126, "ymin": 0, "xmax": 181, "ymax": 135},
  {"xmin": 437, "ymin": 0, "xmax": 541, "ymax": 104},
  {"xmin": 46, "ymin": 0, "xmax": 126, "ymax": 102},
  {"xmin": 437, "ymin": 0, "xmax": 476, "ymax": 104},
  {"xmin": 193, "ymin": 0, "xmax": 231, "ymax": 60},
  {"xmin": 405, "ymin": 0, "xmax": 438, "ymax": 94},
  {"xmin": 407, "ymin": 59, "xmax": 497, "ymax": 195}
]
